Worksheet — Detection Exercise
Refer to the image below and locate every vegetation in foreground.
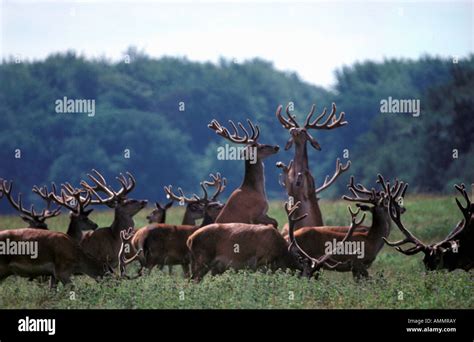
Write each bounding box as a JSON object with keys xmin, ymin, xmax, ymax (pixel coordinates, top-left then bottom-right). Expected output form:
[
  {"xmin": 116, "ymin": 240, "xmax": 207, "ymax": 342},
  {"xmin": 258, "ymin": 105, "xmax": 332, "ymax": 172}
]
[{"xmin": 0, "ymin": 196, "xmax": 472, "ymax": 309}]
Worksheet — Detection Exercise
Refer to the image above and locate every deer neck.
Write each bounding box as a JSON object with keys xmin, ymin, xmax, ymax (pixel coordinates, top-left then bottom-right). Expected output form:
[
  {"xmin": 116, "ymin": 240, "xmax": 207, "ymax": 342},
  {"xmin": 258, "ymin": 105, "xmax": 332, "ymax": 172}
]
[
  {"xmin": 66, "ymin": 219, "xmax": 83, "ymax": 243},
  {"xmin": 111, "ymin": 208, "xmax": 135, "ymax": 236},
  {"xmin": 199, "ymin": 211, "xmax": 214, "ymax": 227},
  {"xmin": 242, "ymin": 159, "xmax": 266, "ymax": 195},
  {"xmin": 182, "ymin": 209, "xmax": 197, "ymax": 225},
  {"xmin": 293, "ymin": 140, "xmax": 310, "ymax": 173},
  {"xmin": 368, "ymin": 208, "xmax": 392, "ymax": 240}
]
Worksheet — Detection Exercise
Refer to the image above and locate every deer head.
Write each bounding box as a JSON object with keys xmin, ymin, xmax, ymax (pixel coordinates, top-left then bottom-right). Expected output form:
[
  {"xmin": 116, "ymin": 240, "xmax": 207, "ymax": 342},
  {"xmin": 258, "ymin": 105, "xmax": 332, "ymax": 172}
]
[
  {"xmin": 146, "ymin": 201, "xmax": 173, "ymax": 224},
  {"xmin": 1, "ymin": 179, "xmax": 61, "ymax": 229},
  {"xmin": 276, "ymin": 103, "xmax": 347, "ymax": 151},
  {"xmin": 33, "ymin": 182, "xmax": 98, "ymax": 232},
  {"xmin": 165, "ymin": 173, "xmax": 226, "ymax": 224}
]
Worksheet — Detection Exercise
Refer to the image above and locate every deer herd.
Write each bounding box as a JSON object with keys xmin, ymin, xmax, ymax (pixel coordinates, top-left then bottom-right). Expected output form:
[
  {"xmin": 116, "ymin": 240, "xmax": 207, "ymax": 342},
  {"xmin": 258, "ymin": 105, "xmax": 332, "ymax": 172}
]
[{"xmin": 0, "ymin": 103, "xmax": 472, "ymax": 289}]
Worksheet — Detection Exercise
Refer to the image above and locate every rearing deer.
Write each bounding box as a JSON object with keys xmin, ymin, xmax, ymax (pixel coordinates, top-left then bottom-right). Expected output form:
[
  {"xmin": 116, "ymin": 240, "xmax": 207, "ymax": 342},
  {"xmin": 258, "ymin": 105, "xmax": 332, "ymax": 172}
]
[
  {"xmin": 208, "ymin": 119, "xmax": 279, "ymax": 226},
  {"xmin": 79, "ymin": 170, "xmax": 147, "ymax": 268},
  {"xmin": 276, "ymin": 103, "xmax": 350, "ymax": 232}
]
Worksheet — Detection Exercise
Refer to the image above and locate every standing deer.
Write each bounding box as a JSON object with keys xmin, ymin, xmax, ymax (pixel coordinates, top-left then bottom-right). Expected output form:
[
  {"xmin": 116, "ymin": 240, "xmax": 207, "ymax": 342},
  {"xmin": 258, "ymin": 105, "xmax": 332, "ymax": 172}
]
[
  {"xmin": 384, "ymin": 183, "xmax": 473, "ymax": 271},
  {"xmin": 208, "ymin": 119, "xmax": 279, "ymax": 226},
  {"xmin": 276, "ymin": 103, "xmax": 350, "ymax": 233},
  {"xmin": 1, "ymin": 180, "xmax": 61, "ymax": 229},
  {"xmin": 79, "ymin": 170, "xmax": 147, "ymax": 268},
  {"xmin": 32, "ymin": 184, "xmax": 98, "ymax": 242},
  {"xmin": 131, "ymin": 173, "xmax": 226, "ymax": 277},
  {"xmin": 292, "ymin": 175, "xmax": 407, "ymax": 279},
  {"xmin": 186, "ymin": 201, "xmax": 361, "ymax": 282}
]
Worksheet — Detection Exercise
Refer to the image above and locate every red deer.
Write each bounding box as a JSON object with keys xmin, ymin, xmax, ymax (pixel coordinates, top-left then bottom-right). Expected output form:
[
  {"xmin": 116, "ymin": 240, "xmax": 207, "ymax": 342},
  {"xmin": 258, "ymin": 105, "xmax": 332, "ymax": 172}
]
[
  {"xmin": 145, "ymin": 201, "xmax": 173, "ymax": 224},
  {"xmin": 1, "ymin": 180, "xmax": 61, "ymax": 229},
  {"xmin": 32, "ymin": 184, "xmax": 98, "ymax": 242},
  {"xmin": 384, "ymin": 183, "xmax": 473, "ymax": 271},
  {"xmin": 208, "ymin": 119, "xmax": 279, "ymax": 226},
  {"xmin": 186, "ymin": 201, "xmax": 361, "ymax": 281},
  {"xmin": 0, "ymin": 187, "xmax": 109, "ymax": 288},
  {"xmin": 79, "ymin": 170, "xmax": 147, "ymax": 268},
  {"xmin": 276, "ymin": 103, "xmax": 350, "ymax": 233},
  {"xmin": 292, "ymin": 175, "xmax": 407, "ymax": 280},
  {"xmin": 131, "ymin": 173, "xmax": 226, "ymax": 277}
]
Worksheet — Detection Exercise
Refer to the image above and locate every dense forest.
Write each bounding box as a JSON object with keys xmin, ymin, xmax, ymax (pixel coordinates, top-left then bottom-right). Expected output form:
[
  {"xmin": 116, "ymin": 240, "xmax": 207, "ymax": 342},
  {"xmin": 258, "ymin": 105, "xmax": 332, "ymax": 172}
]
[{"xmin": 0, "ymin": 48, "xmax": 473, "ymax": 211}]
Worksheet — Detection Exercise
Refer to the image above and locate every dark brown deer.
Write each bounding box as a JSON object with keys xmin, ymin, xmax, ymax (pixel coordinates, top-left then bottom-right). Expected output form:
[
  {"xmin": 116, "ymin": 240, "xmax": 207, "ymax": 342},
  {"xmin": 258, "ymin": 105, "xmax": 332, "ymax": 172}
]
[
  {"xmin": 186, "ymin": 200, "xmax": 360, "ymax": 282},
  {"xmin": 384, "ymin": 183, "xmax": 473, "ymax": 271},
  {"xmin": 292, "ymin": 175, "xmax": 407, "ymax": 279},
  {"xmin": 32, "ymin": 183, "xmax": 98, "ymax": 242},
  {"xmin": 79, "ymin": 170, "xmax": 147, "ymax": 268},
  {"xmin": 0, "ymin": 228, "xmax": 111, "ymax": 287},
  {"xmin": 164, "ymin": 173, "xmax": 226, "ymax": 226},
  {"xmin": 276, "ymin": 103, "xmax": 350, "ymax": 232},
  {"xmin": 1, "ymin": 180, "xmax": 61, "ymax": 229},
  {"xmin": 131, "ymin": 173, "xmax": 226, "ymax": 277},
  {"xmin": 145, "ymin": 201, "xmax": 173, "ymax": 224},
  {"xmin": 208, "ymin": 119, "xmax": 279, "ymax": 226}
]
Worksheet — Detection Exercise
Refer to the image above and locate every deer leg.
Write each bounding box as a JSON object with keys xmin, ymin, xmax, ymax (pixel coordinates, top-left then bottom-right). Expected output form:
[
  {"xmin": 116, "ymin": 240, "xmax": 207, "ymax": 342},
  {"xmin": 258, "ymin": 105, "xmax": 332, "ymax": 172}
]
[
  {"xmin": 168, "ymin": 265, "xmax": 173, "ymax": 276},
  {"xmin": 351, "ymin": 262, "xmax": 369, "ymax": 281},
  {"xmin": 49, "ymin": 276, "xmax": 58, "ymax": 289},
  {"xmin": 181, "ymin": 263, "xmax": 190, "ymax": 278}
]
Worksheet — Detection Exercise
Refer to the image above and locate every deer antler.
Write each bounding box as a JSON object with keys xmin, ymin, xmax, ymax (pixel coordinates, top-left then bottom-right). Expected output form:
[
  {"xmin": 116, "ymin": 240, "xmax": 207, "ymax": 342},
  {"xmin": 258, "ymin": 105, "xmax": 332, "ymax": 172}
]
[
  {"xmin": 286, "ymin": 201, "xmax": 364, "ymax": 274},
  {"xmin": 382, "ymin": 182, "xmax": 427, "ymax": 255},
  {"xmin": 164, "ymin": 185, "xmax": 201, "ymax": 204},
  {"xmin": 118, "ymin": 227, "xmax": 141, "ymax": 277},
  {"xmin": 275, "ymin": 104, "xmax": 300, "ymax": 129},
  {"xmin": 203, "ymin": 173, "xmax": 227, "ymax": 201},
  {"xmin": 304, "ymin": 103, "xmax": 347, "ymax": 130},
  {"xmin": 3, "ymin": 180, "xmax": 61, "ymax": 224},
  {"xmin": 80, "ymin": 169, "xmax": 135, "ymax": 207},
  {"xmin": 36, "ymin": 183, "xmax": 92, "ymax": 214},
  {"xmin": 208, "ymin": 119, "xmax": 260, "ymax": 144},
  {"xmin": 342, "ymin": 176, "xmax": 378, "ymax": 204},
  {"xmin": 315, "ymin": 159, "xmax": 351, "ymax": 194},
  {"xmin": 455, "ymin": 183, "xmax": 472, "ymax": 224}
]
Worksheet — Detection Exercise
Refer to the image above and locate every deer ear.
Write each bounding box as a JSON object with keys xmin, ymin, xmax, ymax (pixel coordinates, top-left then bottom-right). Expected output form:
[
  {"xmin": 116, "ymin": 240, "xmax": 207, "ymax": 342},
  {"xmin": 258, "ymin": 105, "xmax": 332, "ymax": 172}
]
[
  {"xmin": 285, "ymin": 137, "xmax": 294, "ymax": 150},
  {"xmin": 155, "ymin": 202, "xmax": 162, "ymax": 209},
  {"xmin": 165, "ymin": 201, "xmax": 173, "ymax": 209}
]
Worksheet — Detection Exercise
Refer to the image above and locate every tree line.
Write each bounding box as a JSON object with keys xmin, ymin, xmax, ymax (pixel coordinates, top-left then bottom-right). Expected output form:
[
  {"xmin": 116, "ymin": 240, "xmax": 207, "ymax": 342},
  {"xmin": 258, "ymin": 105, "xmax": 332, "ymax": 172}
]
[{"xmin": 0, "ymin": 48, "xmax": 472, "ymax": 211}]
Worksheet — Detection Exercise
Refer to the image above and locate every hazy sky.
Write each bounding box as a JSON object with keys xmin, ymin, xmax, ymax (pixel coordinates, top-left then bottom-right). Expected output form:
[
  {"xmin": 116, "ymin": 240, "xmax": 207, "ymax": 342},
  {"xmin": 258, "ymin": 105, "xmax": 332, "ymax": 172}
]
[{"xmin": 1, "ymin": 0, "xmax": 472, "ymax": 87}]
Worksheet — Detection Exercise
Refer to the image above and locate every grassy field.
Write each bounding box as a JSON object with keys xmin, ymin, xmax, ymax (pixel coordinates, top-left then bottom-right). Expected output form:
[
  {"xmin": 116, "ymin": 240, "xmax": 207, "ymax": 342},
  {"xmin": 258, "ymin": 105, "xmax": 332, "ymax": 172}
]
[{"xmin": 0, "ymin": 196, "xmax": 472, "ymax": 309}]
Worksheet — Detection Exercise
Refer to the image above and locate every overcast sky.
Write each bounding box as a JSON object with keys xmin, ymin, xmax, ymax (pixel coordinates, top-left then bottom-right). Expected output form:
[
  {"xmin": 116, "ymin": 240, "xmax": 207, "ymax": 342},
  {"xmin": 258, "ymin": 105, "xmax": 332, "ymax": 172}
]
[{"xmin": 1, "ymin": 0, "xmax": 472, "ymax": 87}]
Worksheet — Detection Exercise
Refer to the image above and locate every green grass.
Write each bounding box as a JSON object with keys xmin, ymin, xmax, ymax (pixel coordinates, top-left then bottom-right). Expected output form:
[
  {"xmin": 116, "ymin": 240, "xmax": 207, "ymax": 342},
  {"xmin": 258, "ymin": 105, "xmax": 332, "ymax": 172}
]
[{"xmin": 0, "ymin": 196, "xmax": 472, "ymax": 309}]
